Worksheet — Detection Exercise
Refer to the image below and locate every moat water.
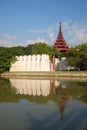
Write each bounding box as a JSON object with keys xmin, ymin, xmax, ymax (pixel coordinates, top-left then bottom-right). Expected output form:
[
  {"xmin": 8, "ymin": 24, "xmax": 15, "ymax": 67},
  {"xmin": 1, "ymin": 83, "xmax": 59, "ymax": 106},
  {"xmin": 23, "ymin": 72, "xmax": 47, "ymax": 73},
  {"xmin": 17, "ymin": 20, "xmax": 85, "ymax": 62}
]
[{"xmin": 0, "ymin": 77, "xmax": 87, "ymax": 130}]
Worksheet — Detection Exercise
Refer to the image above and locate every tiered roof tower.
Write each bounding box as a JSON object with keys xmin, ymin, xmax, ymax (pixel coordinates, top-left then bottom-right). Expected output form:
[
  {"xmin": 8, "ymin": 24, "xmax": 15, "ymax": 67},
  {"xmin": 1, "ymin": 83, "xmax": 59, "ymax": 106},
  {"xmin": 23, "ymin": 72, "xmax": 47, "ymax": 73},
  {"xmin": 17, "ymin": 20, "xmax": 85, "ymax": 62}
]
[{"xmin": 53, "ymin": 21, "xmax": 69, "ymax": 56}]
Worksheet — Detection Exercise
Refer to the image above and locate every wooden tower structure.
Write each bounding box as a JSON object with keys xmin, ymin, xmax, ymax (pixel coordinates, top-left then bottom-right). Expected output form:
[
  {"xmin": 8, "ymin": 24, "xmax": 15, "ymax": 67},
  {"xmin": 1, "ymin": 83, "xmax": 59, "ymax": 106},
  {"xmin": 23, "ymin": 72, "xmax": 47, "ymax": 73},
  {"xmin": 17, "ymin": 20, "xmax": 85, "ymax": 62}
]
[{"xmin": 53, "ymin": 21, "xmax": 69, "ymax": 56}]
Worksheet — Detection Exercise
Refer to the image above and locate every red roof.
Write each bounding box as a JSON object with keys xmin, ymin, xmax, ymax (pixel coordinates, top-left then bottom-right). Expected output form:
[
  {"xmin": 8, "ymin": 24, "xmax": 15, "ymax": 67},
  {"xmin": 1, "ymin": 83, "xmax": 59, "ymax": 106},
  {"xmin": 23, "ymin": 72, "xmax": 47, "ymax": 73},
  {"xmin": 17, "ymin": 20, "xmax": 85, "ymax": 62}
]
[{"xmin": 53, "ymin": 22, "xmax": 69, "ymax": 54}]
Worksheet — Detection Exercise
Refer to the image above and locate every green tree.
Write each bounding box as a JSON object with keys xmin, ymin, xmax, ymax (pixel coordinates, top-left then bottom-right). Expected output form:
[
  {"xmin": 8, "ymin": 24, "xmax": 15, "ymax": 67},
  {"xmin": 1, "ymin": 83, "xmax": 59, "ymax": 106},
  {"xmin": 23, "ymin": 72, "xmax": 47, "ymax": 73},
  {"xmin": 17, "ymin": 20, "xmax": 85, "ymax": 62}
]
[
  {"xmin": 24, "ymin": 44, "xmax": 34, "ymax": 55},
  {"xmin": 8, "ymin": 46, "xmax": 25, "ymax": 56},
  {"xmin": 66, "ymin": 43, "xmax": 87, "ymax": 70},
  {"xmin": 0, "ymin": 48, "xmax": 16, "ymax": 73},
  {"xmin": 25, "ymin": 42, "xmax": 60, "ymax": 59}
]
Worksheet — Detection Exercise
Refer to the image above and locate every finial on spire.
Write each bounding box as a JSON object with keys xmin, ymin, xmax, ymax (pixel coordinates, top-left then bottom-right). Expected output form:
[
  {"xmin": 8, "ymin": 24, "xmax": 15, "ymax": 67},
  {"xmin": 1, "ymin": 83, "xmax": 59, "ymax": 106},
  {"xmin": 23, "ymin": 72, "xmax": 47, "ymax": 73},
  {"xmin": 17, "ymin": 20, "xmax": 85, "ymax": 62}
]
[
  {"xmin": 59, "ymin": 20, "xmax": 62, "ymax": 32},
  {"xmin": 60, "ymin": 20, "xmax": 61, "ymax": 25}
]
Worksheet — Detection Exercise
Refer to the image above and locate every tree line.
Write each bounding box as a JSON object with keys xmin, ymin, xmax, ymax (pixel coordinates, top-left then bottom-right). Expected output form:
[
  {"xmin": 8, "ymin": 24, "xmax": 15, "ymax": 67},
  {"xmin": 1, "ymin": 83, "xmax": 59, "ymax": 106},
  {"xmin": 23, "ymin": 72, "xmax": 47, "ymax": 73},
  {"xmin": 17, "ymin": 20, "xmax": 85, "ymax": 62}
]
[{"xmin": 0, "ymin": 42, "xmax": 87, "ymax": 73}]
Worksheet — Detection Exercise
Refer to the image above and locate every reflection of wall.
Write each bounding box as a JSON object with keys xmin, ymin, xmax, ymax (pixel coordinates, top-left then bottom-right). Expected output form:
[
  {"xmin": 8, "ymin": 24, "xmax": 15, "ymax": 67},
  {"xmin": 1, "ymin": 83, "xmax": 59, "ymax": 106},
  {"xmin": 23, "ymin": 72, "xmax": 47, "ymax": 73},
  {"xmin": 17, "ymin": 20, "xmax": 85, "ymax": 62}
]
[
  {"xmin": 52, "ymin": 80, "xmax": 67, "ymax": 95},
  {"xmin": 10, "ymin": 54, "xmax": 50, "ymax": 72},
  {"xmin": 10, "ymin": 79, "xmax": 51, "ymax": 96},
  {"xmin": 52, "ymin": 80, "xmax": 67, "ymax": 88}
]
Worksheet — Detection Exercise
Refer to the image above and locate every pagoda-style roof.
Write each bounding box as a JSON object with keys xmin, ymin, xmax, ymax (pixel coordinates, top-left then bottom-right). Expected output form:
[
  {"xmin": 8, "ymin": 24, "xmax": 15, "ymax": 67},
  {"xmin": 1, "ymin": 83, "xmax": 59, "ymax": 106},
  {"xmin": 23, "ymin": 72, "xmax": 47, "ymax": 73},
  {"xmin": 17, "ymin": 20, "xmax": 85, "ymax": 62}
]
[{"xmin": 53, "ymin": 22, "xmax": 69, "ymax": 56}]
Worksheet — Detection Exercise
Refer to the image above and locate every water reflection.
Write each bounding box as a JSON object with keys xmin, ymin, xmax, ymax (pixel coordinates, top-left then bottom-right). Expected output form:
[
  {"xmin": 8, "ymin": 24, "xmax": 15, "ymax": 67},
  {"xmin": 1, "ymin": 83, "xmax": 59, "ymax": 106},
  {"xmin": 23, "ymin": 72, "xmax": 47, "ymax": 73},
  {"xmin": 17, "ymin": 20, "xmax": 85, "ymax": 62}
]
[
  {"xmin": 10, "ymin": 79, "xmax": 68, "ymax": 96},
  {"xmin": 10, "ymin": 79, "xmax": 51, "ymax": 96},
  {"xmin": 57, "ymin": 91, "xmax": 69, "ymax": 124},
  {"xmin": 10, "ymin": 79, "xmax": 70, "ymax": 124},
  {"xmin": 0, "ymin": 78, "xmax": 87, "ymax": 103},
  {"xmin": 0, "ymin": 78, "xmax": 87, "ymax": 130}
]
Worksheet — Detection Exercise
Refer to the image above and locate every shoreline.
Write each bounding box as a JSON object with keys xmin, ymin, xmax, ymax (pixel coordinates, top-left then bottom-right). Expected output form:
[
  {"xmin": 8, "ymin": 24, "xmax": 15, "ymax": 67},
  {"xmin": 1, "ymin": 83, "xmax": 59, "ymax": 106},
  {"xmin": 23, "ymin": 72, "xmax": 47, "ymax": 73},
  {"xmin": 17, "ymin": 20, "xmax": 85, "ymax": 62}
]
[{"xmin": 1, "ymin": 71, "xmax": 87, "ymax": 79}]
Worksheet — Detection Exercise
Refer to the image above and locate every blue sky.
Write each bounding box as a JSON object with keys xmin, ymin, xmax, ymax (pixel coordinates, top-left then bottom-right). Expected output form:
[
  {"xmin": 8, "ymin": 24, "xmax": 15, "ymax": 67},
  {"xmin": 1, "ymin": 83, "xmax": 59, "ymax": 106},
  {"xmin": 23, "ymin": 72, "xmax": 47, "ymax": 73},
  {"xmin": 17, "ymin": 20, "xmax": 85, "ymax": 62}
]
[{"xmin": 0, "ymin": 0, "xmax": 87, "ymax": 47}]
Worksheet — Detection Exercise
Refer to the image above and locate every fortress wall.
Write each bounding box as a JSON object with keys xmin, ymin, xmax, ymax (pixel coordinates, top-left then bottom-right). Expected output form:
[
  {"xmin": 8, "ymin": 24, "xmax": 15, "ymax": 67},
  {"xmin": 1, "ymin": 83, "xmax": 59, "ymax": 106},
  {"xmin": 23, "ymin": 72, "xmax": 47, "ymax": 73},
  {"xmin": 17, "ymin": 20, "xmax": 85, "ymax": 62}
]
[
  {"xmin": 10, "ymin": 55, "xmax": 71, "ymax": 72},
  {"xmin": 54, "ymin": 57, "xmax": 71, "ymax": 71},
  {"xmin": 10, "ymin": 54, "xmax": 51, "ymax": 72}
]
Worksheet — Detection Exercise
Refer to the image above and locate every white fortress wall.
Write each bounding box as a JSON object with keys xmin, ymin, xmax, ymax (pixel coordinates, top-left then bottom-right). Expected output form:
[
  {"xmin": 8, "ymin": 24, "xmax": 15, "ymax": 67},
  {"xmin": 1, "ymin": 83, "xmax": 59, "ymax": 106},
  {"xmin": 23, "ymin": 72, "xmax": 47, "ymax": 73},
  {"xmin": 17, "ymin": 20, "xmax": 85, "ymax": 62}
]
[
  {"xmin": 10, "ymin": 54, "xmax": 51, "ymax": 72},
  {"xmin": 10, "ymin": 54, "xmax": 71, "ymax": 72},
  {"xmin": 54, "ymin": 57, "xmax": 71, "ymax": 71},
  {"xmin": 36, "ymin": 55, "xmax": 41, "ymax": 71},
  {"xmin": 27, "ymin": 55, "xmax": 32, "ymax": 71}
]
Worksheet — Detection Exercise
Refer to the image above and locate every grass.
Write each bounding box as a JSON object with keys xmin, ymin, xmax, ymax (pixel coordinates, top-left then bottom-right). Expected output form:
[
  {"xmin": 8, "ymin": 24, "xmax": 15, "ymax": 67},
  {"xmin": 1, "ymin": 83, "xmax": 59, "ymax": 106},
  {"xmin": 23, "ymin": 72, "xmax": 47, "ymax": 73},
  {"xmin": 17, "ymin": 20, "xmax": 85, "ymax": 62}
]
[
  {"xmin": 59, "ymin": 71, "xmax": 87, "ymax": 74},
  {"xmin": 3, "ymin": 70, "xmax": 87, "ymax": 74}
]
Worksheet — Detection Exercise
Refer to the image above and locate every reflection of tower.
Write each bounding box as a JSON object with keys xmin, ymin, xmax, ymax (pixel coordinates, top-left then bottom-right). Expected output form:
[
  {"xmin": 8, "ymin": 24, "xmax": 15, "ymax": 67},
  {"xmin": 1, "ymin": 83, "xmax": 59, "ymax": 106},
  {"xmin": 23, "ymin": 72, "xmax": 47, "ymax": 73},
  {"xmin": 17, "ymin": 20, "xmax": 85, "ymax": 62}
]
[
  {"xmin": 52, "ymin": 80, "xmax": 61, "ymax": 94},
  {"xmin": 51, "ymin": 80, "xmax": 69, "ymax": 124},
  {"xmin": 57, "ymin": 92, "xmax": 69, "ymax": 124}
]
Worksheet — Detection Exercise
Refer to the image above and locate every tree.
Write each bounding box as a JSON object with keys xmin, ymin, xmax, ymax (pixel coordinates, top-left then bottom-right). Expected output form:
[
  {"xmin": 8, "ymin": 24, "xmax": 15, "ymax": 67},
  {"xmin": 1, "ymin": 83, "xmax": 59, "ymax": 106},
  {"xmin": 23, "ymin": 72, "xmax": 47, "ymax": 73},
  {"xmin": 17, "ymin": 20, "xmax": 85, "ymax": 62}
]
[
  {"xmin": 23, "ymin": 44, "xmax": 34, "ymax": 55},
  {"xmin": 0, "ymin": 48, "xmax": 16, "ymax": 73},
  {"xmin": 25, "ymin": 42, "xmax": 60, "ymax": 59},
  {"xmin": 8, "ymin": 46, "xmax": 25, "ymax": 56},
  {"xmin": 66, "ymin": 43, "xmax": 87, "ymax": 70}
]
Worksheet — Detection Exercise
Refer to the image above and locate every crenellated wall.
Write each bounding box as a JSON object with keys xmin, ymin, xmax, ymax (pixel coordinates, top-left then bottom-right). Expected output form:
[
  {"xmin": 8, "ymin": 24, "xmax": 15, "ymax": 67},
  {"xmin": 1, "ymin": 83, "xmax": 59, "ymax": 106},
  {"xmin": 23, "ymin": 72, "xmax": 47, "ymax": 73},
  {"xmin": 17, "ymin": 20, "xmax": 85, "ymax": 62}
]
[
  {"xmin": 10, "ymin": 54, "xmax": 51, "ymax": 72},
  {"xmin": 10, "ymin": 54, "xmax": 71, "ymax": 72}
]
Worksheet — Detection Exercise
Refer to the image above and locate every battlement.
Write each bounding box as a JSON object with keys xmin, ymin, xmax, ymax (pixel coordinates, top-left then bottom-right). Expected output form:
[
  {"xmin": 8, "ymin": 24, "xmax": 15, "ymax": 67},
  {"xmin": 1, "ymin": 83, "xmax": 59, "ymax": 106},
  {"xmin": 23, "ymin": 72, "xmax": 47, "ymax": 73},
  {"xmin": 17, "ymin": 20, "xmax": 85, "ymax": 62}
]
[{"xmin": 10, "ymin": 54, "xmax": 51, "ymax": 72}]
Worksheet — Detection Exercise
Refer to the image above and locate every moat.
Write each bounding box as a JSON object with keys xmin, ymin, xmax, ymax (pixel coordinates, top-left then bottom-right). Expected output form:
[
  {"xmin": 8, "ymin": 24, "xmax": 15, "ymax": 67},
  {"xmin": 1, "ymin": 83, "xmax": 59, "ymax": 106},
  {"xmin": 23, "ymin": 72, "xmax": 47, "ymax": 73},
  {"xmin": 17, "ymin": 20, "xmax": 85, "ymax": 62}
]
[{"xmin": 0, "ymin": 78, "xmax": 87, "ymax": 130}]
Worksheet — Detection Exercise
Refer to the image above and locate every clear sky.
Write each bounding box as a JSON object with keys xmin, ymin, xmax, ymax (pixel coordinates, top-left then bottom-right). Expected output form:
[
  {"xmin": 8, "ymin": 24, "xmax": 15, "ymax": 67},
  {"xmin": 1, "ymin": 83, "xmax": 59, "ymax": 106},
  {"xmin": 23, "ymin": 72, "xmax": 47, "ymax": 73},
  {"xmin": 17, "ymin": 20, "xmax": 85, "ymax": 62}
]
[{"xmin": 0, "ymin": 0, "xmax": 87, "ymax": 47}]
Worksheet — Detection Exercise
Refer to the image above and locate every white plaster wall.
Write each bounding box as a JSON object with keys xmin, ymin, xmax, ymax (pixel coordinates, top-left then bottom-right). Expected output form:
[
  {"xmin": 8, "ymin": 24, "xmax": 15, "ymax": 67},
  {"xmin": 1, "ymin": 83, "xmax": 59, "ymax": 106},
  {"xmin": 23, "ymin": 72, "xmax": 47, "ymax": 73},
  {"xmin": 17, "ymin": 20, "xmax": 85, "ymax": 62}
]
[
  {"xmin": 54, "ymin": 57, "xmax": 71, "ymax": 71},
  {"xmin": 10, "ymin": 54, "xmax": 50, "ymax": 72},
  {"xmin": 10, "ymin": 54, "xmax": 71, "ymax": 72}
]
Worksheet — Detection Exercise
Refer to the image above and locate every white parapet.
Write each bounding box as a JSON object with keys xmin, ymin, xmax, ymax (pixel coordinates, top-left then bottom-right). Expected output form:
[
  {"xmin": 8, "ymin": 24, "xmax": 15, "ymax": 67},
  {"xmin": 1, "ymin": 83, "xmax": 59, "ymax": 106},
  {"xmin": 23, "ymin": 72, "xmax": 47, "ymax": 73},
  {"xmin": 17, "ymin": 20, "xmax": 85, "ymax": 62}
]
[
  {"xmin": 24, "ymin": 55, "xmax": 28, "ymax": 61},
  {"xmin": 37, "ymin": 54, "xmax": 41, "ymax": 61},
  {"xmin": 10, "ymin": 54, "xmax": 50, "ymax": 72},
  {"xmin": 28, "ymin": 55, "xmax": 31, "ymax": 61}
]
